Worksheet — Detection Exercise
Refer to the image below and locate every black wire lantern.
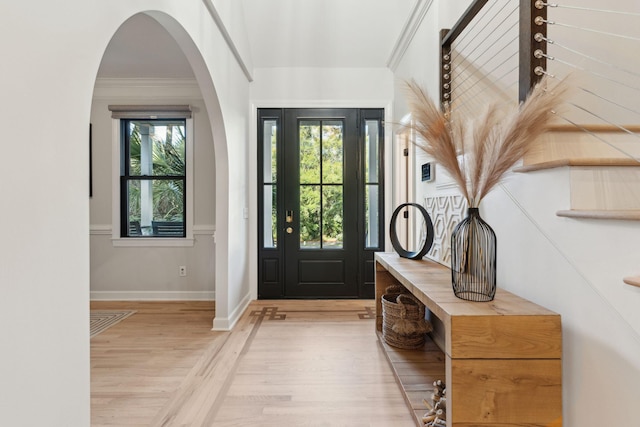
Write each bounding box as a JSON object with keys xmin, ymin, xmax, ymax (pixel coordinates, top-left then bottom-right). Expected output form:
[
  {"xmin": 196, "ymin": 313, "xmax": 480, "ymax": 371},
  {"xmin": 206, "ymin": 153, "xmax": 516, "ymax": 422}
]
[{"xmin": 451, "ymin": 207, "xmax": 496, "ymax": 302}]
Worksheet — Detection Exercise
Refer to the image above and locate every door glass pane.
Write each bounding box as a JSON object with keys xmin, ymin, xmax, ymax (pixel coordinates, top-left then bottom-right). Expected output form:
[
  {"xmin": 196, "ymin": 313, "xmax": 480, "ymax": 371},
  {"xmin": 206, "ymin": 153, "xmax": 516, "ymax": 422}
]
[
  {"xmin": 263, "ymin": 185, "xmax": 277, "ymax": 248},
  {"xmin": 322, "ymin": 121, "xmax": 343, "ymax": 184},
  {"xmin": 365, "ymin": 120, "xmax": 379, "ymax": 183},
  {"xmin": 300, "ymin": 121, "xmax": 320, "ymax": 184},
  {"xmin": 300, "ymin": 185, "xmax": 321, "ymax": 248},
  {"xmin": 322, "ymin": 186, "xmax": 343, "ymax": 249},
  {"xmin": 263, "ymin": 120, "xmax": 277, "ymax": 183},
  {"xmin": 365, "ymin": 184, "xmax": 379, "ymax": 248}
]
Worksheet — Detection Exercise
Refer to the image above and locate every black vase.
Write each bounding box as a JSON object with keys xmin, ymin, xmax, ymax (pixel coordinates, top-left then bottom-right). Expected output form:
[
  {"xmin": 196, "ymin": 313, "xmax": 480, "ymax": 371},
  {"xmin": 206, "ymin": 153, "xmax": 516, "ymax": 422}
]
[{"xmin": 451, "ymin": 207, "xmax": 496, "ymax": 302}]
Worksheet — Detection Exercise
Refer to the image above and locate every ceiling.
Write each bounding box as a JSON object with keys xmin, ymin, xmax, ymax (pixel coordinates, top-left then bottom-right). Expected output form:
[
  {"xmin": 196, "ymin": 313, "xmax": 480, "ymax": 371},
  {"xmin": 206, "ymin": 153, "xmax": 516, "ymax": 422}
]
[
  {"xmin": 241, "ymin": 0, "xmax": 415, "ymax": 68},
  {"xmin": 97, "ymin": 0, "xmax": 416, "ymax": 78}
]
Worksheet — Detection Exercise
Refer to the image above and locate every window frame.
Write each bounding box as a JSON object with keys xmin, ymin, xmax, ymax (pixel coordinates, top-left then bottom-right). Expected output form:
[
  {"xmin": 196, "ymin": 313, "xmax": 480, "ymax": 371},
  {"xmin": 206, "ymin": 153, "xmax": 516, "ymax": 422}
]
[{"xmin": 109, "ymin": 107, "xmax": 194, "ymax": 247}]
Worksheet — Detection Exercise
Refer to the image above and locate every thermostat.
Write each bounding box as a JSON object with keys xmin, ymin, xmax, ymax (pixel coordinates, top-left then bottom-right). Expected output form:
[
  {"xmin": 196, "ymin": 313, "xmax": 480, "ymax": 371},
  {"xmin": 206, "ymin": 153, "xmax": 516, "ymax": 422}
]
[{"xmin": 421, "ymin": 162, "xmax": 434, "ymax": 182}]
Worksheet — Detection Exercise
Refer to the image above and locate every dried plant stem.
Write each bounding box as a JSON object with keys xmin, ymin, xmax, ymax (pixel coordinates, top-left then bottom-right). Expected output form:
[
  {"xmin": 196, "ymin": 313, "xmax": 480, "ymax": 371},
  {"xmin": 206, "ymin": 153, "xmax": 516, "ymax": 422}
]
[
  {"xmin": 404, "ymin": 80, "xmax": 469, "ymax": 203},
  {"xmin": 403, "ymin": 76, "xmax": 568, "ymax": 207}
]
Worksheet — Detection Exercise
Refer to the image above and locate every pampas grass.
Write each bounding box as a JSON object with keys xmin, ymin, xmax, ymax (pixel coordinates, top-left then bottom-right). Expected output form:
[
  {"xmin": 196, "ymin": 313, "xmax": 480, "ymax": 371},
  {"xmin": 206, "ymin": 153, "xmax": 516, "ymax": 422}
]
[{"xmin": 404, "ymin": 76, "xmax": 568, "ymax": 207}]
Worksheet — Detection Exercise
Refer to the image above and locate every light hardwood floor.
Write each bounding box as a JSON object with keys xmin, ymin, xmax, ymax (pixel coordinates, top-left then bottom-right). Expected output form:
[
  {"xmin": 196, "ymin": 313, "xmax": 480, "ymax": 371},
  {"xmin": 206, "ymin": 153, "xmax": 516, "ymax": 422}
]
[{"xmin": 90, "ymin": 300, "xmax": 415, "ymax": 427}]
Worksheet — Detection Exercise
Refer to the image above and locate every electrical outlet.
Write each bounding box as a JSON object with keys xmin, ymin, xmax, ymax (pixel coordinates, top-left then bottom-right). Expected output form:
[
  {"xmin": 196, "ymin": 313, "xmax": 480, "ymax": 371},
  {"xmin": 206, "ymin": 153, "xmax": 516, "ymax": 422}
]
[{"xmin": 179, "ymin": 266, "xmax": 187, "ymax": 277}]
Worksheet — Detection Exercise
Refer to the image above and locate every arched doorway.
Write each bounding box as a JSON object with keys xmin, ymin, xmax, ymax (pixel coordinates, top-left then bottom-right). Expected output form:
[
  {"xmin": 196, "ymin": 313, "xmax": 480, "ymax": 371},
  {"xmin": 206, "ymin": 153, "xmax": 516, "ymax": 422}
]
[
  {"xmin": 90, "ymin": 11, "xmax": 232, "ymax": 328},
  {"xmin": 1, "ymin": 4, "xmax": 251, "ymax": 425}
]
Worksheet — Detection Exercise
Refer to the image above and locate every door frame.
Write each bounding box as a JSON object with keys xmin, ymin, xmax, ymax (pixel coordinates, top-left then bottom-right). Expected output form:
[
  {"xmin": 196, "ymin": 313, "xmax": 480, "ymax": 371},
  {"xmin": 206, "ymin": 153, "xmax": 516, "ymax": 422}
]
[
  {"xmin": 249, "ymin": 102, "xmax": 394, "ymax": 301},
  {"xmin": 254, "ymin": 106, "xmax": 390, "ymax": 299}
]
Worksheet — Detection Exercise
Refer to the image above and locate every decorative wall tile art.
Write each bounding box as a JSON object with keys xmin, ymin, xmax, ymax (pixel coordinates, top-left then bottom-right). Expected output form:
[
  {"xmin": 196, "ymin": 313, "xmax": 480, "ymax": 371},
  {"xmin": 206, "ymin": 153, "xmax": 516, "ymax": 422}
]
[{"xmin": 424, "ymin": 194, "xmax": 466, "ymax": 266}]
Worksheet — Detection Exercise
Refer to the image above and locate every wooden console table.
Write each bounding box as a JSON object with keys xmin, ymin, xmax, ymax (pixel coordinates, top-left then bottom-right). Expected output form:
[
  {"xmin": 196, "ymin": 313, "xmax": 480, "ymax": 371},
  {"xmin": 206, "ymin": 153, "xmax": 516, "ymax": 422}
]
[{"xmin": 375, "ymin": 252, "xmax": 562, "ymax": 426}]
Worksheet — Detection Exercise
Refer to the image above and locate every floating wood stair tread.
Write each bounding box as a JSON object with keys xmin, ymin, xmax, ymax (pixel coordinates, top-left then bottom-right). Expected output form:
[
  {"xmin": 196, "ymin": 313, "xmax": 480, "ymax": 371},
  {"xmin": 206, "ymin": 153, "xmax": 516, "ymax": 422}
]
[
  {"xmin": 556, "ymin": 210, "xmax": 640, "ymax": 221},
  {"xmin": 623, "ymin": 276, "xmax": 640, "ymax": 288},
  {"xmin": 515, "ymin": 157, "xmax": 640, "ymax": 173}
]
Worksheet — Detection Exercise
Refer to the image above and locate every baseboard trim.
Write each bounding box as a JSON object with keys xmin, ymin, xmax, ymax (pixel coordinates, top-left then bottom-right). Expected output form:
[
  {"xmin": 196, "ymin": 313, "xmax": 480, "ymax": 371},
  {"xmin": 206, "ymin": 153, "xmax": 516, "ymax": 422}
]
[
  {"xmin": 90, "ymin": 291, "xmax": 215, "ymax": 301},
  {"xmin": 212, "ymin": 292, "xmax": 252, "ymax": 331}
]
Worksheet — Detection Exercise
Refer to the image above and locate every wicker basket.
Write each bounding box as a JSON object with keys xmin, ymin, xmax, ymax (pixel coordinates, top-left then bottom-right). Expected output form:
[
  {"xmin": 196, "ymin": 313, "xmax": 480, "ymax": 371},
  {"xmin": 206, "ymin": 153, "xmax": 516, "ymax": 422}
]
[{"xmin": 381, "ymin": 290, "xmax": 431, "ymax": 349}]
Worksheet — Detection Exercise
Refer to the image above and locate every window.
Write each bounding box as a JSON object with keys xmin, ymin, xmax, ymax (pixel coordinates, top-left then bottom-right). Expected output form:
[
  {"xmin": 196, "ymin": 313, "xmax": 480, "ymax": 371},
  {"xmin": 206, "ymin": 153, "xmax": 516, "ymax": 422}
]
[
  {"xmin": 364, "ymin": 118, "xmax": 381, "ymax": 249},
  {"xmin": 121, "ymin": 118, "xmax": 186, "ymax": 237},
  {"xmin": 109, "ymin": 105, "xmax": 193, "ymax": 245}
]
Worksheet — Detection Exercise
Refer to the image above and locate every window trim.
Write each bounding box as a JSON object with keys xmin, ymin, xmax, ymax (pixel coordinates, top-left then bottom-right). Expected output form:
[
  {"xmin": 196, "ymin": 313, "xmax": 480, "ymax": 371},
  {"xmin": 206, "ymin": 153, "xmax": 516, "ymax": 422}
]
[{"xmin": 110, "ymin": 112, "xmax": 194, "ymax": 247}]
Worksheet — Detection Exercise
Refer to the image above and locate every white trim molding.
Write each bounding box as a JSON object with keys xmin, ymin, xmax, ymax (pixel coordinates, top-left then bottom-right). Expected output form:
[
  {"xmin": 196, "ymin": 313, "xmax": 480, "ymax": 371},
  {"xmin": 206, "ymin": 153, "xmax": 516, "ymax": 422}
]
[
  {"xmin": 110, "ymin": 116, "xmax": 195, "ymax": 247},
  {"xmin": 201, "ymin": 0, "xmax": 254, "ymax": 82},
  {"xmin": 90, "ymin": 224, "xmax": 112, "ymax": 235},
  {"xmin": 91, "ymin": 225, "xmax": 214, "ymax": 238},
  {"xmin": 387, "ymin": 0, "xmax": 435, "ymax": 71},
  {"xmin": 93, "ymin": 78, "xmax": 203, "ymax": 99},
  {"xmin": 250, "ymin": 99, "xmax": 391, "ymax": 109},
  {"xmin": 111, "ymin": 237, "xmax": 195, "ymax": 248},
  {"xmin": 90, "ymin": 291, "xmax": 215, "ymax": 301},
  {"xmin": 212, "ymin": 292, "xmax": 252, "ymax": 331},
  {"xmin": 192, "ymin": 225, "xmax": 216, "ymax": 235}
]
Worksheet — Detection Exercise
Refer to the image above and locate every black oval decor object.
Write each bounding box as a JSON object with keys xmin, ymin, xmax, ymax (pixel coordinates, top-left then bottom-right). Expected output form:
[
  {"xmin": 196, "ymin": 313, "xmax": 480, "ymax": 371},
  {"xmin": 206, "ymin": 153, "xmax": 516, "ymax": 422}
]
[{"xmin": 389, "ymin": 203, "xmax": 435, "ymax": 260}]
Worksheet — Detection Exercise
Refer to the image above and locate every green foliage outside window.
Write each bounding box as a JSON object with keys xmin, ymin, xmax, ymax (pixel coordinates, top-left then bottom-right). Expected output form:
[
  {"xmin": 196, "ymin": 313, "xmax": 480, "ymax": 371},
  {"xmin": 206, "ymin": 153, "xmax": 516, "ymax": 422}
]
[
  {"xmin": 127, "ymin": 121, "xmax": 186, "ymax": 224},
  {"xmin": 299, "ymin": 122, "xmax": 344, "ymax": 247}
]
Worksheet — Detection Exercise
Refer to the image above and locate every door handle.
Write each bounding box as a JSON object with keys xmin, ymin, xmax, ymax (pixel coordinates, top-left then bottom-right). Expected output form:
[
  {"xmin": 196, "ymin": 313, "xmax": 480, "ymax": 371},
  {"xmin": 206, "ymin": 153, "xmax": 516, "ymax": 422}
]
[
  {"xmin": 286, "ymin": 210, "xmax": 294, "ymax": 223},
  {"xmin": 286, "ymin": 227, "xmax": 293, "ymax": 234}
]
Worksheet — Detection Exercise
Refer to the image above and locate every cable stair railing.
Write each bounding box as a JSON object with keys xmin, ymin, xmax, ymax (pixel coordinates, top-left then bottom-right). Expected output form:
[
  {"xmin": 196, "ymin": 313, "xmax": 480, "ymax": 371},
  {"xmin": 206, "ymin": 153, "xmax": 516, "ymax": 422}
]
[
  {"xmin": 522, "ymin": 1, "xmax": 640, "ymax": 222},
  {"xmin": 439, "ymin": 0, "xmax": 640, "ymax": 285}
]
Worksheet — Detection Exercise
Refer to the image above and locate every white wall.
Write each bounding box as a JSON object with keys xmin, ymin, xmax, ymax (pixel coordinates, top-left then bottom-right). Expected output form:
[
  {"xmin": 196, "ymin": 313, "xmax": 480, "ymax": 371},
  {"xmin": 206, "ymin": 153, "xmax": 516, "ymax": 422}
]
[
  {"xmin": 0, "ymin": 1, "xmax": 251, "ymax": 425},
  {"xmin": 212, "ymin": 0, "xmax": 254, "ymax": 76},
  {"xmin": 149, "ymin": 6, "xmax": 253, "ymax": 330},
  {"xmin": 90, "ymin": 79, "xmax": 216, "ymax": 300},
  {"xmin": 392, "ymin": 1, "xmax": 640, "ymax": 426},
  {"xmin": 251, "ymin": 67, "xmax": 394, "ymax": 105},
  {"xmin": 483, "ymin": 172, "xmax": 640, "ymax": 427}
]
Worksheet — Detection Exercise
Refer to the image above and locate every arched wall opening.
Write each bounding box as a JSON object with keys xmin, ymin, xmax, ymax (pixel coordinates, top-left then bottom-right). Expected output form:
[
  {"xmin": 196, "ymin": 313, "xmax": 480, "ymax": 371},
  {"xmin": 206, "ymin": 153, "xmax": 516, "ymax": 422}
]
[
  {"xmin": 89, "ymin": 11, "xmax": 232, "ymax": 328},
  {"xmin": 147, "ymin": 11, "xmax": 232, "ymax": 327},
  {"xmin": 4, "ymin": 3, "xmax": 245, "ymax": 425}
]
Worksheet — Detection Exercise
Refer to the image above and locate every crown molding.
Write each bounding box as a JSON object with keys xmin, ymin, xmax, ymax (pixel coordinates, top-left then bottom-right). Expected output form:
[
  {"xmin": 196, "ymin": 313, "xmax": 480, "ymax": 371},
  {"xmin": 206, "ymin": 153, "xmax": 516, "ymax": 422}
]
[
  {"xmin": 387, "ymin": 0, "xmax": 435, "ymax": 71},
  {"xmin": 92, "ymin": 78, "xmax": 203, "ymax": 99},
  {"xmin": 251, "ymin": 99, "xmax": 391, "ymax": 109},
  {"xmin": 201, "ymin": 0, "xmax": 253, "ymax": 82}
]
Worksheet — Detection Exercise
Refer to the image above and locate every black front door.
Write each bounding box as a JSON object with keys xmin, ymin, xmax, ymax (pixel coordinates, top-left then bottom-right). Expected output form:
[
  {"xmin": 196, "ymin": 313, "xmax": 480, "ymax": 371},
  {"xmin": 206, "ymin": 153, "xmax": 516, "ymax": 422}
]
[{"xmin": 258, "ymin": 108, "xmax": 384, "ymax": 299}]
